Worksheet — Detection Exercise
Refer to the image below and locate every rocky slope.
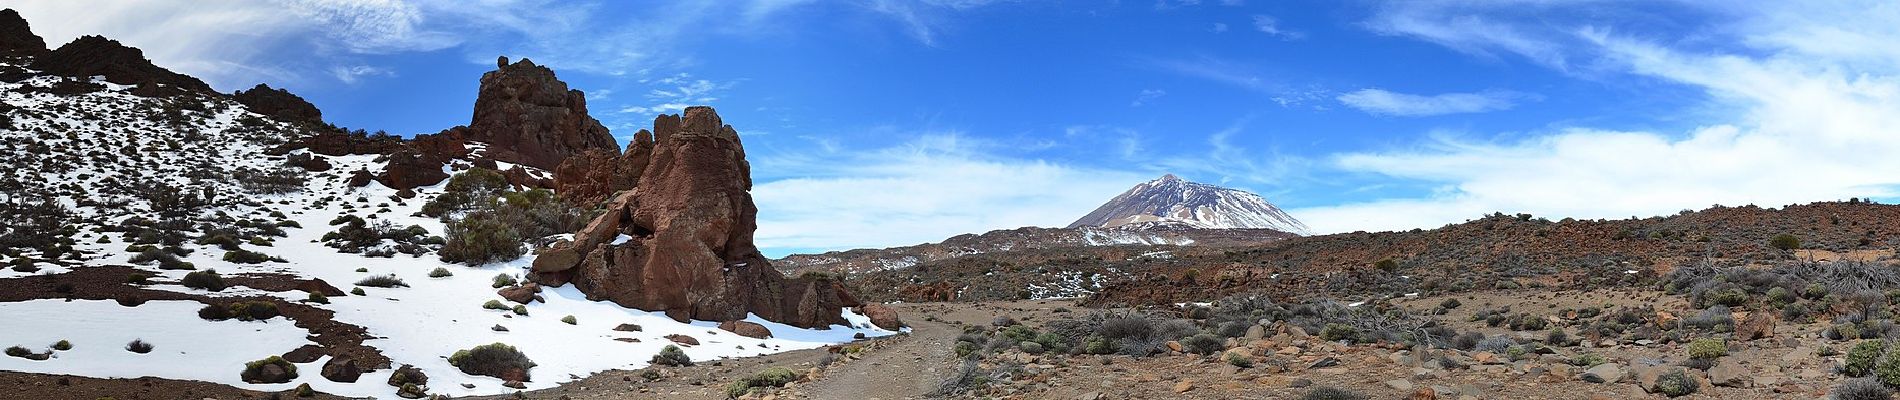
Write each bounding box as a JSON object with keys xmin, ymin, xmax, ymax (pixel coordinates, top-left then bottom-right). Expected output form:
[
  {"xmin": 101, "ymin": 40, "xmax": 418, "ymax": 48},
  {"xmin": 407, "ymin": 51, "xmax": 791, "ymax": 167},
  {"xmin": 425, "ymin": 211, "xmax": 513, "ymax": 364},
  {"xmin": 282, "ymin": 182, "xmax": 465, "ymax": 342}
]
[
  {"xmin": 778, "ymin": 224, "xmax": 1295, "ymax": 275},
  {"xmin": 0, "ymin": 9, "xmax": 889, "ymax": 398},
  {"xmin": 1069, "ymin": 174, "xmax": 1310, "ymax": 234}
]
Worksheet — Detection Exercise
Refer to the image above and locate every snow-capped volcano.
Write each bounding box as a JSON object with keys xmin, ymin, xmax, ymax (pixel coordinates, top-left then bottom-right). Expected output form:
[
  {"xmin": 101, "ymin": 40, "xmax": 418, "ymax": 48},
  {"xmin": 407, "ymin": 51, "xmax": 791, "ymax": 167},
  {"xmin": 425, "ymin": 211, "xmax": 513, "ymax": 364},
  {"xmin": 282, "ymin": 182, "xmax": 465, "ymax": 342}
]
[{"xmin": 1067, "ymin": 174, "xmax": 1310, "ymax": 234}]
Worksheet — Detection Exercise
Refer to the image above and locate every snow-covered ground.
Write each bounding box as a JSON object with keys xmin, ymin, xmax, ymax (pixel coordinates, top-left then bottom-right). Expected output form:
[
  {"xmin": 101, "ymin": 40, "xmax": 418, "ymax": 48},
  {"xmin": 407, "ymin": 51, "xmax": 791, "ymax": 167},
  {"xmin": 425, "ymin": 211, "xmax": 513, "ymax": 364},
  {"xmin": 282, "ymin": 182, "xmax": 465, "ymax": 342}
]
[{"xmin": 0, "ymin": 67, "xmax": 896, "ymax": 398}]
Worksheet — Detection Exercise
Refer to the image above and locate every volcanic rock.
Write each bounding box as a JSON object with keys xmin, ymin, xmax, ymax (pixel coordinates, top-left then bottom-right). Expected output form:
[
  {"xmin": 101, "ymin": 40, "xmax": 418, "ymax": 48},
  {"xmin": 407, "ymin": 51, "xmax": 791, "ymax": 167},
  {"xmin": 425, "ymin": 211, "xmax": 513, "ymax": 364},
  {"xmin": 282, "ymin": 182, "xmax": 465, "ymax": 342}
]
[
  {"xmin": 666, "ymin": 334, "xmax": 699, "ymax": 346},
  {"xmin": 282, "ymin": 345, "xmax": 324, "ymax": 363},
  {"xmin": 388, "ymin": 364, "xmax": 428, "ymax": 387},
  {"xmin": 532, "ymin": 106, "xmax": 866, "ymax": 329},
  {"xmin": 294, "ymin": 278, "xmax": 346, "ymax": 297},
  {"xmin": 0, "ymin": 9, "xmax": 45, "ymax": 56},
  {"xmin": 859, "ymin": 303, "xmax": 904, "ymax": 330},
  {"xmin": 555, "ymin": 129, "xmax": 654, "ymax": 206},
  {"xmin": 498, "ymin": 283, "xmax": 541, "ymax": 304},
  {"xmin": 235, "ymin": 83, "xmax": 322, "ymax": 124},
  {"xmin": 374, "ymin": 148, "xmax": 450, "ymax": 190},
  {"xmin": 459, "ymin": 58, "xmax": 616, "ymax": 170},
  {"xmin": 32, "ymin": 35, "xmax": 211, "ymax": 93},
  {"xmin": 719, "ymin": 320, "xmax": 773, "ymax": 339},
  {"xmin": 321, "ymin": 356, "xmax": 362, "ymax": 383}
]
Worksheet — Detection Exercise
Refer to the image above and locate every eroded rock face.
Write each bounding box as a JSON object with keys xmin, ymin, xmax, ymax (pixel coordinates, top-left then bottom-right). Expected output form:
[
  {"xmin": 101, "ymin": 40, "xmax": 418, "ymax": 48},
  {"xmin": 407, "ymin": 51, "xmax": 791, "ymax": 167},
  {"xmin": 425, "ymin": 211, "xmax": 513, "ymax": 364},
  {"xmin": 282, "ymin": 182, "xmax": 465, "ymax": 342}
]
[
  {"xmin": 235, "ymin": 83, "xmax": 322, "ymax": 124},
  {"xmin": 32, "ymin": 35, "xmax": 212, "ymax": 93},
  {"xmin": 531, "ymin": 107, "xmax": 866, "ymax": 329},
  {"xmin": 0, "ymin": 9, "xmax": 46, "ymax": 56},
  {"xmin": 462, "ymin": 58, "xmax": 616, "ymax": 170}
]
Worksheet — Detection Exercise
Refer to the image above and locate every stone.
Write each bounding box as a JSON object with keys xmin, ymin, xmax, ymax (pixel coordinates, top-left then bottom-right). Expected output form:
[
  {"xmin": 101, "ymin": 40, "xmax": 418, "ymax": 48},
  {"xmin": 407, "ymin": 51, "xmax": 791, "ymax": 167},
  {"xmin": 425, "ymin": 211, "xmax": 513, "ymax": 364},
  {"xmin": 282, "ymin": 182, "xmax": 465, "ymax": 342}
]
[
  {"xmin": 1244, "ymin": 324, "xmax": 1267, "ymax": 340},
  {"xmin": 1735, "ymin": 312, "xmax": 1777, "ymax": 341},
  {"xmin": 234, "ymin": 83, "xmax": 322, "ymax": 124},
  {"xmin": 320, "ymin": 356, "xmax": 362, "ymax": 383},
  {"xmin": 860, "ymin": 303, "xmax": 904, "ymax": 330},
  {"xmin": 1582, "ymin": 363, "xmax": 1624, "ymax": 384},
  {"xmin": 459, "ymin": 58, "xmax": 617, "ymax": 170},
  {"xmin": 294, "ymin": 279, "xmax": 346, "ymax": 297},
  {"xmin": 1385, "ymin": 379, "xmax": 1414, "ymax": 391},
  {"xmin": 666, "ymin": 334, "xmax": 699, "ymax": 346},
  {"xmin": 1309, "ymin": 357, "xmax": 1339, "ymax": 369},
  {"xmin": 1707, "ymin": 359, "xmax": 1750, "ymax": 387},
  {"xmin": 614, "ymin": 323, "xmax": 643, "ymax": 332},
  {"xmin": 282, "ymin": 345, "xmax": 324, "ymax": 363},
  {"xmin": 1472, "ymin": 352, "xmax": 1499, "ymax": 364},
  {"xmin": 31, "ymin": 35, "xmax": 212, "ymax": 93},
  {"xmin": 0, "ymin": 9, "xmax": 46, "ymax": 56},
  {"xmin": 1409, "ymin": 387, "xmax": 1438, "ymax": 400},
  {"xmin": 1166, "ymin": 341, "xmax": 1184, "ymax": 352},
  {"xmin": 1172, "ymin": 380, "xmax": 1193, "ymax": 393},
  {"xmin": 719, "ymin": 320, "xmax": 773, "ymax": 339},
  {"xmin": 498, "ymin": 283, "xmax": 541, "ymax": 304}
]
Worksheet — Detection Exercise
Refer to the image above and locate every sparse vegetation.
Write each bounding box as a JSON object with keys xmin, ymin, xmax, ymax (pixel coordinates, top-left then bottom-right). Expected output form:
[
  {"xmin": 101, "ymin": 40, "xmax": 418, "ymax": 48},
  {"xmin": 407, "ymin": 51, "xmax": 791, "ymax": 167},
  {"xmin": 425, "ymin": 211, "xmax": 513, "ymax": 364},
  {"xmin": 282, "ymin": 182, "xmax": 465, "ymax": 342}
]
[
  {"xmin": 355, "ymin": 274, "xmax": 407, "ymax": 288},
  {"xmin": 651, "ymin": 345, "xmax": 692, "ymax": 367},
  {"xmin": 180, "ymin": 269, "xmax": 226, "ymax": 291},
  {"xmin": 724, "ymin": 366, "xmax": 802, "ymax": 398},
  {"xmin": 448, "ymin": 343, "xmax": 536, "ymax": 381},
  {"xmin": 428, "ymin": 267, "xmax": 453, "ymax": 278},
  {"xmin": 240, "ymin": 356, "xmax": 297, "ymax": 383},
  {"xmin": 125, "ymin": 339, "xmax": 153, "ymax": 354}
]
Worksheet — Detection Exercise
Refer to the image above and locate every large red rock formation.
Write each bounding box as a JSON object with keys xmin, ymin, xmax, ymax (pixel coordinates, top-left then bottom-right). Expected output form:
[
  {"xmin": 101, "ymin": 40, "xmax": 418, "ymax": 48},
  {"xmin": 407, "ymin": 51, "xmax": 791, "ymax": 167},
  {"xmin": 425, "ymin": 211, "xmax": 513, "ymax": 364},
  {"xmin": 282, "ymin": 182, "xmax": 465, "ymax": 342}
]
[
  {"xmin": 459, "ymin": 57, "xmax": 617, "ymax": 170},
  {"xmin": 234, "ymin": 84, "xmax": 322, "ymax": 124},
  {"xmin": 531, "ymin": 106, "xmax": 866, "ymax": 329},
  {"xmin": 554, "ymin": 129, "xmax": 653, "ymax": 206},
  {"xmin": 0, "ymin": 9, "xmax": 46, "ymax": 57},
  {"xmin": 32, "ymin": 35, "xmax": 212, "ymax": 93}
]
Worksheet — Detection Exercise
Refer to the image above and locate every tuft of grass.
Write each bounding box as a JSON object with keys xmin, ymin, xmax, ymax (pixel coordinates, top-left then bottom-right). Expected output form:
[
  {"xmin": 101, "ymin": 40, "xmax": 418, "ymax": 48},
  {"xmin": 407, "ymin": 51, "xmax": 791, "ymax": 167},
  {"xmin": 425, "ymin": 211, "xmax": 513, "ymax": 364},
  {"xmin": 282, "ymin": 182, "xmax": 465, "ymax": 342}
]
[
  {"xmin": 724, "ymin": 367, "xmax": 802, "ymax": 398},
  {"xmin": 492, "ymin": 273, "xmax": 516, "ymax": 288},
  {"xmin": 125, "ymin": 339, "xmax": 153, "ymax": 354},
  {"xmin": 51, "ymin": 340, "xmax": 71, "ymax": 351},
  {"xmin": 181, "ymin": 269, "xmax": 226, "ymax": 291},
  {"xmin": 483, "ymin": 300, "xmax": 509, "ymax": 310},
  {"xmin": 428, "ymin": 267, "xmax": 453, "ymax": 278},
  {"xmin": 1301, "ymin": 386, "xmax": 1365, "ymax": 400},
  {"xmin": 354, "ymin": 274, "xmax": 407, "ymax": 288},
  {"xmin": 561, "ymin": 315, "xmax": 577, "ymax": 325}
]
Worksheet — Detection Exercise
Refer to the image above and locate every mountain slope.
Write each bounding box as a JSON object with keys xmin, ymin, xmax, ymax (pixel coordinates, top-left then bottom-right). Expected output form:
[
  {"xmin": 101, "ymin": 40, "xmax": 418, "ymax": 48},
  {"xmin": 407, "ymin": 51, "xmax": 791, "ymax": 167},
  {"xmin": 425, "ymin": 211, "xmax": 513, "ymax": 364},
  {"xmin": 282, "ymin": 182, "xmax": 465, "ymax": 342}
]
[
  {"xmin": 1067, "ymin": 174, "xmax": 1310, "ymax": 234},
  {"xmin": 776, "ymin": 224, "xmax": 1296, "ymax": 275}
]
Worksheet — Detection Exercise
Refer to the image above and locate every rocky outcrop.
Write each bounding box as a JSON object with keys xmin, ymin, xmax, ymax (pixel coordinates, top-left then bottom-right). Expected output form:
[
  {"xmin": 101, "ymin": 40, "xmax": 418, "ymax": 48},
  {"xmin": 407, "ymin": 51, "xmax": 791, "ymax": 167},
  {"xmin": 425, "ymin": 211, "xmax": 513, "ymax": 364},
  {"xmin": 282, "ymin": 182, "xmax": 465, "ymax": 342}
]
[
  {"xmin": 0, "ymin": 9, "xmax": 45, "ymax": 56},
  {"xmin": 554, "ymin": 129, "xmax": 652, "ymax": 206},
  {"xmin": 719, "ymin": 320, "xmax": 773, "ymax": 339},
  {"xmin": 530, "ymin": 107, "xmax": 866, "ymax": 329},
  {"xmin": 459, "ymin": 58, "xmax": 616, "ymax": 170},
  {"xmin": 235, "ymin": 84, "xmax": 322, "ymax": 124},
  {"xmin": 374, "ymin": 148, "xmax": 450, "ymax": 190},
  {"xmin": 32, "ymin": 35, "xmax": 212, "ymax": 93}
]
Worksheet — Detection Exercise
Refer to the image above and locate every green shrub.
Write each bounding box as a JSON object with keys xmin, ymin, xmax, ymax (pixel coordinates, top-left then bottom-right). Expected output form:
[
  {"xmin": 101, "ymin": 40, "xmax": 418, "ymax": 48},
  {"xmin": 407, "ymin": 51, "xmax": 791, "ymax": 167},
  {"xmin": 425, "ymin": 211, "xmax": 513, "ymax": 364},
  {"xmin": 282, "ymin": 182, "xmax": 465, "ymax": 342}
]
[
  {"xmin": 428, "ymin": 267, "xmax": 453, "ymax": 278},
  {"xmin": 1018, "ymin": 341, "xmax": 1045, "ymax": 354},
  {"xmin": 1180, "ymin": 333, "xmax": 1224, "ymax": 355},
  {"xmin": 1835, "ymin": 377, "xmax": 1893, "ymax": 400},
  {"xmin": 1878, "ymin": 344, "xmax": 1900, "ymax": 387},
  {"xmin": 350, "ymin": 287, "xmax": 366, "ymax": 296},
  {"xmin": 125, "ymin": 339, "xmax": 153, "ymax": 354},
  {"xmin": 483, "ymin": 300, "xmax": 508, "ymax": 310},
  {"xmin": 1834, "ymin": 323, "xmax": 1864, "ymax": 341},
  {"xmin": 512, "ymin": 305, "xmax": 528, "ymax": 316},
  {"xmin": 439, "ymin": 215, "xmax": 524, "ymax": 265},
  {"xmin": 1573, "ymin": 353, "xmax": 1607, "ymax": 367},
  {"xmin": 354, "ymin": 274, "xmax": 407, "ymax": 288},
  {"xmin": 225, "ymin": 301, "xmax": 280, "ymax": 321},
  {"xmin": 492, "ymin": 273, "xmax": 517, "ymax": 288},
  {"xmin": 1655, "ymin": 368, "xmax": 1699, "ymax": 397},
  {"xmin": 561, "ymin": 315, "xmax": 577, "ymax": 325},
  {"xmin": 651, "ymin": 345, "xmax": 692, "ymax": 366},
  {"xmin": 51, "ymin": 340, "xmax": 71, "ymax": 351},
  {"xmin": 1083, "ymin": 335, "xmax": 1116, "ymax": 355},
  {"xmin": 1704, "ymin": 288, "xmax": 1748, "ymax": 308},
  {"xmin": 1848, "ymin": 340, "xmax": 1888, "ymax": 377},
  {"xmin": 1686, "ymin": 338, "xmax": 1727, "ymax": 359},
  {"xmin": 724, "ymin": 366, "xmax": 802, "ymax": 398},
  {"xmin": 1766, "ymin": 287, "xmax": 1794, "ymax": 306},
  {"xmin": 1301, "ymin": 386, "xmax": 1365, "ymax": 400},
  {"xmin": 240, "ymin": 356, "xmax": 298, "ymax": 383},
  {"xmin": 1808, "ymin": 283, "xmax": 1831, "ymax": 299},
  {"xmin": 448, "ymin": 343, "xmax": 536, "ymax": 380},
  {"xmin": 307, "ymin": 292, "xmax": 328, "ymax": 304},
  {"xmin": 1223, "ymin": 351, "xmax": 1253, "ymax": 368},
  {"xmin": 954, "ymin": 341, "xmax": 979, "ymax": 358},
  {"xmin": 181, "ymin": 270, "xmax": 226, "ymax": 291},
  {"xmin": 222, "ymin": 249, "xmax": 271, "ymax": 264},
  {"xmin": 1319, "ymin": 323, "xmax": 1358, "ymax": 342},
  {"xmin": 1771, "ymin": 234, "xmax": 1802, "ymax": 251}
]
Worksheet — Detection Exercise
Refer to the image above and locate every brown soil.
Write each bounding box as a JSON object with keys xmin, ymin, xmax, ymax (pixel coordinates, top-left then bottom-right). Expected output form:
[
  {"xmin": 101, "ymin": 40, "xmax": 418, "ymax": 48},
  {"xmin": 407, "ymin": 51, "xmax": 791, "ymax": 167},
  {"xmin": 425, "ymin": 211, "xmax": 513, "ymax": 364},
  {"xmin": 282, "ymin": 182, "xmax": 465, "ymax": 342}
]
[{"xmin": 0, "ymin": 371, "xmax": 348, "ymax": 400}]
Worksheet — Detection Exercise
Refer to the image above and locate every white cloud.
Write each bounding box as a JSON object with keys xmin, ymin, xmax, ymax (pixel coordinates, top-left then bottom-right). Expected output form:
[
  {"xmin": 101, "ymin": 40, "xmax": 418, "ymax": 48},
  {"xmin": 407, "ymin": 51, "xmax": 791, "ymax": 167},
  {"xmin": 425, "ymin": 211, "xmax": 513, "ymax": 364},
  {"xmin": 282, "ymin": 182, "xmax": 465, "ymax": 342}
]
[
  {"xmin": 751, "ymin": 134, "xmax": 1149, "ymax": 255},
  {"xmin": 618, "ymin": 73, "xmax": 736, "ymax": 115},
  {"xmin": 1301, "ymin": 2, "xmax": 1900, "ymax": 234},
  {"xmin": 328, "ymin": 65, "xmax": 393, "ymax": 84},
  {"xmin": 1130, "ymin": 89, "xmax": 1166, "ymax": 107},
  {"xmin": 1252, "ymin": 15, "xmax": 1301, "ymax": 39},
  {"xmin": 1336, "ymin": 88, "xmax": 1534, "ymax": 116}
]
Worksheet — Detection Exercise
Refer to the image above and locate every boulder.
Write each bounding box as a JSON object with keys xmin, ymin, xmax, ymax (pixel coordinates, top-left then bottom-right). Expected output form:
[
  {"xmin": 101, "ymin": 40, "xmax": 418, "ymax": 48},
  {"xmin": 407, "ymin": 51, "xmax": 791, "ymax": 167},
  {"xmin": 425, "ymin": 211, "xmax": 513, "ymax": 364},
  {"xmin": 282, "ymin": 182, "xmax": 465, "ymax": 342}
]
[
  {"xmin": 1707, "ymin": 358, "xmax": 1750, "ymax": 387},
  {"xmin": 374, "ymin": 148, "xmax": 450, "ymax": 190},
  {"xmin": 294, "ymin": 278, "xmax": 346, "ymax": 297},
  {"xmin": 459, "ymin": 58, "xmax": 617, "ymax": 170},
  {"xmin": 719, "ymin": 320, "xmax": 773, "ymax": 339},
  {"xmin": 544, "ymin": 107, "xmax": 863, "ymax": 329},
  {"xmin": 498, "ymin": 283, "xmax": 541, "ymax": 304},
  {"xmin": 1735, "ymin": 312, "xmax": 1777, "ymax": 341},
  {"xmin": 234, "ymin": 83, "xmax": 322, "ymax": 124},
  {"xmin": 321, "ymin": 356, "xmax": 362, "ymax": 383},
  {"xmin": 1581, "ymin": 363, "xmax": 1624, "ymax": 384},
  {"xmin": 282, "ymin": 345, "xmax": 324, "ymax": 363},
  {"xmin": 31, "ymin": 35, "xmax": 211, "ymax": 93},
  {"xmin": 666, "ymin": 334, "xmax": 699, "ymax": 346},
  {"xmin": 860, "ymin": 303, "xmax": 904, "ymax": 330},
  {"xmin": 0, "ymin": 9, "xmax": 45, "ymax": 56}
]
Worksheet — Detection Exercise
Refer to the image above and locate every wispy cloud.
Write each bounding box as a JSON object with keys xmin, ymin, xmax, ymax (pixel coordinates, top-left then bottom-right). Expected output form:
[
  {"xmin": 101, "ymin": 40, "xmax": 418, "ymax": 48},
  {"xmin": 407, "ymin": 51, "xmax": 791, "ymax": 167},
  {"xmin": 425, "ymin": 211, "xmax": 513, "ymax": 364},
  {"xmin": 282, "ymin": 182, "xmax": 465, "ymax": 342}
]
[
  {"xmin": 1336, "ymin": 88, "xmax": 1536, "ymax": 116},
  {"xmin": 1251, "ymin": 15, "xmax": 1302, "ymax": 39},
  {"xmin": 751, "ymin": 133, "xmax": 1149, "ymax": 255},
  {"xmin": 328, "ymin": 65, "xmax": 394, "ymax": 84},
  {"xmin": 1130, "ymin": 89, "xmax": 1167, "ymax": 107},
  {"xmin": 1300, "ymin": 1, "xmax": 1900, "ymax": 234},
  {"xmin": 618, "ymin": 73, "xmax": 738, "ymax": 115},
  {"xmin": 1146, "ymin": 56, "xmax": 1272, "ymax": 92}
]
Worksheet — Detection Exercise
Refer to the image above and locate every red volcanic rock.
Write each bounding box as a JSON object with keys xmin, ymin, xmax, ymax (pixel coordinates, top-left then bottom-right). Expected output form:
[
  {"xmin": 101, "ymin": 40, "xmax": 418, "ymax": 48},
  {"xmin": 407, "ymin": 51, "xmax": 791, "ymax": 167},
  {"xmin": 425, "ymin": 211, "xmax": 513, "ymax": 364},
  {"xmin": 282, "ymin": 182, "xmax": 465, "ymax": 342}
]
[
  {"xmin": 461, "ymin": 58, "xmax": 616, "ymax": 170},
  {"xmin": 0, "ymin": 9, "xmax": 46, "ymax": 56},
  {"xmin": 665, "ymin": 334, "xmax": 699, "ymax": 346},
  {"xmin": 719, "ymin": 320, "xmax": 773, "ymax": 339},
  {"xmin": 858, "ymin": 304, "xmax": 905, "ymax": 330},
  {"xmin": 295, "ymin": 278, "xmax": 346, "ymax": 297},
  {"xmin": 532, "ymin": 107, "xmax": 866, "ymax": 329},
  {"xmin": 32, "ymin": 35, "xmax": 211, "ymax": 93},
  {"xmin": 498, "ymin": 283, "xmax": 541, "ymax": 304},
  {"xmin": 235, "ymin": 83, "xmax": 322, "ymax": 124},
  {"xmin": 374, "ymin": 148, "xmax": 449, "ymax": 190},
  {"xmin": 555, "ymin": 129, "xmax": 653, "ymax": 206}
]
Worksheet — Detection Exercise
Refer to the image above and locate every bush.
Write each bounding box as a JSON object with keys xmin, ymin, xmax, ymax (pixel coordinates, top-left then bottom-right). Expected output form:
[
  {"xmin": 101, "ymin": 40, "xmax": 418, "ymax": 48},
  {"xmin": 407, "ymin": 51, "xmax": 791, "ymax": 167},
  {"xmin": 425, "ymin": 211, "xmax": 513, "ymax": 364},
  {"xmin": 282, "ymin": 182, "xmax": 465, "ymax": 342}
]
[
  {"xmin": 307, "ymin": 292, "xmax": 328, "ymax": 304},
  {"xmin": 448, "ymin": 343, "xmax": 536, "ymax": 381},
  {"xmin": 1098, "ymin": 317, "xmax": 1155, "ymax": 340},
  {"xmin": 1766, "ymin": 287, "xmax": 1795, "ymax": 306},
  {"xmin": 1018, "ymin": 341, "xmax": 1044, "ymax": 354},
  {"xmin": 428, "ymin": 267, "xmax": 453, "ymax": 278},
  {"xmin": 561, "ymin": 315, "xmax": 577, "ymax": 325},
  {"xmin": 651, "ymin": 345, "xmax": 692, "ymax": 366},
  {"xmin": 3, "ymin": 346, "xmax": 44, "ymax": 360},
  {"xmin": 1834, "ymin": 323, "xmax": 1865, "ymax": 341},
  {"xmin": 492, "ymin": 273, "xmax": 516, "ymax": 288},
  {"xmin": 483, "ymin": 300, "xmax": 509, "ymax": 310},
  {"xmin": 222, "ymin": 249, "xmax": 271, "ymax": 264},
  {"xmin": 125, "ymin": 339, "xmax": 153, "ymax": 354},
  {"xmin": 513, "ymin": 304, "xmax": 528, "ymax": 316},
  {"xmin": 1318, "ymin": 323, "xmax": 1358, "ymax": 342},
  {"xmin": 1439, "ymin": 298, "xmax": 1462, "ymax": 309},
  {"xmin": 1451, "ymin": 331, "xmax": 1484, "ymax": 350},
  {"xmin": 954, "ymin": 341, "xmax": 979, "ymax": 358},
  {"xmin": 1180, "ymin": 333, "xmax": 1224, "ymax": 355},
  {"xmin": 1545, "ymin": 329, "xmax": 1571, "ymax": 346},
  {"xmin": 725, "ymin": 367, "xmax": 802, "ymax": 398},
  {"xmin": 350, "ymin": 287, "xmax": 366, "ymax": 296},
  {"xmin": 1879, "ymin": 345, "xmax": 1900, "ymax": 387},
  {"xmin": 1654, "ymin": 368, "xmax": 1699, "ymax": 397},
  {"xmin": 1573, "ymin": 353, "xmax": 1607, "ymax": 367},
  {"xmin": 181, "ymin": 270, "xmax": 226, "ymax": 291},
  {"xmin": 355, "ymin": 274, "xmax": 407, "ymax": 288},
  {"xmin": 1771, "ymin": 234, "xmax": 1802, "ymax": 251},
  {"xmin": 1835, "ymin": 377, "xmax": 1893, "ymax": 400},
  {"xmin": 1223, "ymin": 350, "xmax": 1253, "ymax": 368},
  {"xmin": 439, "ymin": 215, "xmax": 524, "ymax": 265},
  {"xmin": 1847, "ymin": 340, "xmax": 1888, "ymax": 377},
  {"xmin": 240, "ymin": 356, "xmax": 298, "ymax": 383},
  {"xmin": 51, "ymin": 340, "xmax": 70, "ymax": 351},
  {"xmin": 1301, "ymin": 386, "xmax": 1366, "ymax": 400},
  {"xmin": 226, "ymin": 301, "xmax": 280, "ymax": 321},
  {"xmin": 1686, "ymin": 338, "xmax": 1727, "ymax": 359},
  {"xmin": 1083, "ymin": 336, "xmax": 1116, "ymax": 355}
]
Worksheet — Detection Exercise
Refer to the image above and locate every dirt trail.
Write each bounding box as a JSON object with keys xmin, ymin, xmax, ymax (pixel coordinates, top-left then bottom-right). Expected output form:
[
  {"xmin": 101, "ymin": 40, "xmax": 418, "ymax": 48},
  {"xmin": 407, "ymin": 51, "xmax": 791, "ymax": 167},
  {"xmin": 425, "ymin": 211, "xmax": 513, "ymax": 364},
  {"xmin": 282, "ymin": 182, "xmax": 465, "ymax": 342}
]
[{"xmin": 792, "ymin": 319, "xmax": 960, "ymax": 399}]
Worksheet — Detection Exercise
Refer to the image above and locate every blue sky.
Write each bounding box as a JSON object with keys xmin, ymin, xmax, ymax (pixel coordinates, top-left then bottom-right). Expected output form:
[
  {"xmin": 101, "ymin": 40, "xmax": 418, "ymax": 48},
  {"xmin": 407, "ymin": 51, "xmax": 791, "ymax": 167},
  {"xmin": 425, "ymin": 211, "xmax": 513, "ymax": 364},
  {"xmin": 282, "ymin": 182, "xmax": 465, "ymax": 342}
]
[{"xmin": 14, "ymin": 1, "xmax": 1900, "ymax": 257}]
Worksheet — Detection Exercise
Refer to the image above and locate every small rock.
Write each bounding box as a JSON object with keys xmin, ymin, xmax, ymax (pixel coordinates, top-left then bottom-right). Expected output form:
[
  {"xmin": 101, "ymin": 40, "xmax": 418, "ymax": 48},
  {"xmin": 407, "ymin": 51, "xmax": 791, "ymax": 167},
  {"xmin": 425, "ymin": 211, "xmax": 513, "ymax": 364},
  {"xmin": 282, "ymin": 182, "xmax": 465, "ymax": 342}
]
[
  {"xmin": 1385, "ymin": 379, "xmax": 1414, "ymax": 391},
  {"xmin": 1172, "ymin": 380, "xmax": 1193, "ymax": 393},
  {"xmin": 614, "ymin": 323, "xmax": 643, "ymax": 332},
  {"xmin": 666, "ymin": 334, "xmax": 699, "ymax": 346},
  {"xmin": 1582, "ymin": 363, "xmax": 1625, "ymax": 384},
  {"xmin": 1289, "ymin": 378, "xmax": 1313, "ymax": 388},
  {"xmin": 492, "ymin": 324, "xmax": 509, "ymax": 332},
  {"xmin": 1309, "ymin": 357, "xmax": 1339, "ymax": 369}
]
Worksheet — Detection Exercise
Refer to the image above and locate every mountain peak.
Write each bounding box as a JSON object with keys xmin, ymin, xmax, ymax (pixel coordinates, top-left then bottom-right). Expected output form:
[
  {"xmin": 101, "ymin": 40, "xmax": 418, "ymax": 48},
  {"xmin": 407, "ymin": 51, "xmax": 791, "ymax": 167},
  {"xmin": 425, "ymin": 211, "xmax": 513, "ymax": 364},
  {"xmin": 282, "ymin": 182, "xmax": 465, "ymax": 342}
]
[
  {"xmin": 1068, "ymin": 175, "xmax": 1311, "ymax": 234},
  {"xmin": 0, "ymin": 8, "xmax": 45, "ymax": 56}
]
